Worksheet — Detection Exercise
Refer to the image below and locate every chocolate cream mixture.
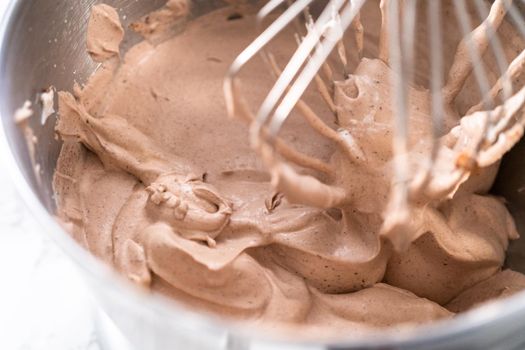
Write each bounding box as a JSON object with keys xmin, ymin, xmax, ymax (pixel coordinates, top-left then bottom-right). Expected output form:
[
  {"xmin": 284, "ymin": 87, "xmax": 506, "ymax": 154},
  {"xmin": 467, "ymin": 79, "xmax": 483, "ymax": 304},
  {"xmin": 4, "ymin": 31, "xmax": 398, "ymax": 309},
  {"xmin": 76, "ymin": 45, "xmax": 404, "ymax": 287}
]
[{"xmin": 53, "ymin": 0, "xmax": 525, "ymax": 336}]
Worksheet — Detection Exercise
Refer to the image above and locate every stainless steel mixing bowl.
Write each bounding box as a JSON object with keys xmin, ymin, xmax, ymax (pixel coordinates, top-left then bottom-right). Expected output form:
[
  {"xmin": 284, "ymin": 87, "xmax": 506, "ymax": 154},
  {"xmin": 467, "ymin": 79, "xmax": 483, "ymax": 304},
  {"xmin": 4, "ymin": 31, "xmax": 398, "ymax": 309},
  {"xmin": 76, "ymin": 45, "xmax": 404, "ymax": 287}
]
[{"xmin": 3, "ymin": 0, "xmax": 525, "ymax": 349}]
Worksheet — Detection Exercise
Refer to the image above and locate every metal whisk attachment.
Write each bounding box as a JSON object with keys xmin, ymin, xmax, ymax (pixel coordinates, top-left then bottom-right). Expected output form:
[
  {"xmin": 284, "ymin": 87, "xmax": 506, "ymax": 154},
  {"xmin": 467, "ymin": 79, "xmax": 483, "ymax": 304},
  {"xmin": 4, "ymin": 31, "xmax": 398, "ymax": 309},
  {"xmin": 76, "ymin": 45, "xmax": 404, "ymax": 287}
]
[{"xmin": 224, "ymin": 0, "xmax": 525, "ymax": 250}]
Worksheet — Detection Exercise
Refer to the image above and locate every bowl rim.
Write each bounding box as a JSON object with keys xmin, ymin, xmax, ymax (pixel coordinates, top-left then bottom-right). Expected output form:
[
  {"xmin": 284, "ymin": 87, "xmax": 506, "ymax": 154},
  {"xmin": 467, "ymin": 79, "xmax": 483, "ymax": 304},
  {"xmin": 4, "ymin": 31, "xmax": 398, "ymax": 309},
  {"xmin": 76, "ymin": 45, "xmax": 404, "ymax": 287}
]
[{"xmin": 2, "ymin": 0, "xmax": 525, "ymax": 348}]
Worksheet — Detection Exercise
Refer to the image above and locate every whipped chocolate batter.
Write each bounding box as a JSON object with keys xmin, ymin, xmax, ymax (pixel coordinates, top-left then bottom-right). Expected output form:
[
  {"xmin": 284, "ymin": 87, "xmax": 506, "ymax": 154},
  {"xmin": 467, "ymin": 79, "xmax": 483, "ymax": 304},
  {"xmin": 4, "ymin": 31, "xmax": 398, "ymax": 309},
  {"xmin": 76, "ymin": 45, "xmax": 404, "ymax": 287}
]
[{"xmin": 53, "ymin": 0, "xmax": 525, "ymax": 335}]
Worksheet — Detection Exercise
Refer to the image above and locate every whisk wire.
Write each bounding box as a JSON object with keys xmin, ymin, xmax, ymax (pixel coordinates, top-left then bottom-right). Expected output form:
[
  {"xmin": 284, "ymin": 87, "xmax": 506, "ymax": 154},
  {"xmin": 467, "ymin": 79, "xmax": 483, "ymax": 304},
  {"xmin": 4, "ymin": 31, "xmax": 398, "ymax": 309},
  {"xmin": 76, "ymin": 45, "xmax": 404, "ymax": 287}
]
[
  {"xmin": 474, "ymin": 0, "xmax": 513, "ymax": 104},
  {"xmin": 267, "ymin": 0, "xmax": 366, "ymax": 138},
  {"xmin": 454, "ymin": 0, "xmax": 495, "ymax": 111},
  {"xmin": 429, "ymin": 0, "xmax": 445, "ymax": 145},
  {"xmin": 257, "ymin": 0, "xmax": 288, "ymax": 22},
  {"xmin": 224, "ymin": 0, "xmax": 315, "ymax": 117},
  {"xmin": 384, "ymin": 0, "xmax": 417, "ymax": 226},
  {"xmin": 255, "ymin": 0, "xmax": 348, "ymax": 140},
  {"xmin": 225, "ymin": 0, "xmax": 525, "ymax": 237}
]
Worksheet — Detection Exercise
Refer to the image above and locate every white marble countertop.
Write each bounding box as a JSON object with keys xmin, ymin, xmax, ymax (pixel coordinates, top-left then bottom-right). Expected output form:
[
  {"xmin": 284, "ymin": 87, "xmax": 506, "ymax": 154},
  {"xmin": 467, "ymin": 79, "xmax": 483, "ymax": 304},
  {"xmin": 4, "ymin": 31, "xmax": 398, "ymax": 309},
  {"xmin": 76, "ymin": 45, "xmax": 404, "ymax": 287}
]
[{"xmin": 0, "ymin": 166, "xmax": 105, "ymax": 350}]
